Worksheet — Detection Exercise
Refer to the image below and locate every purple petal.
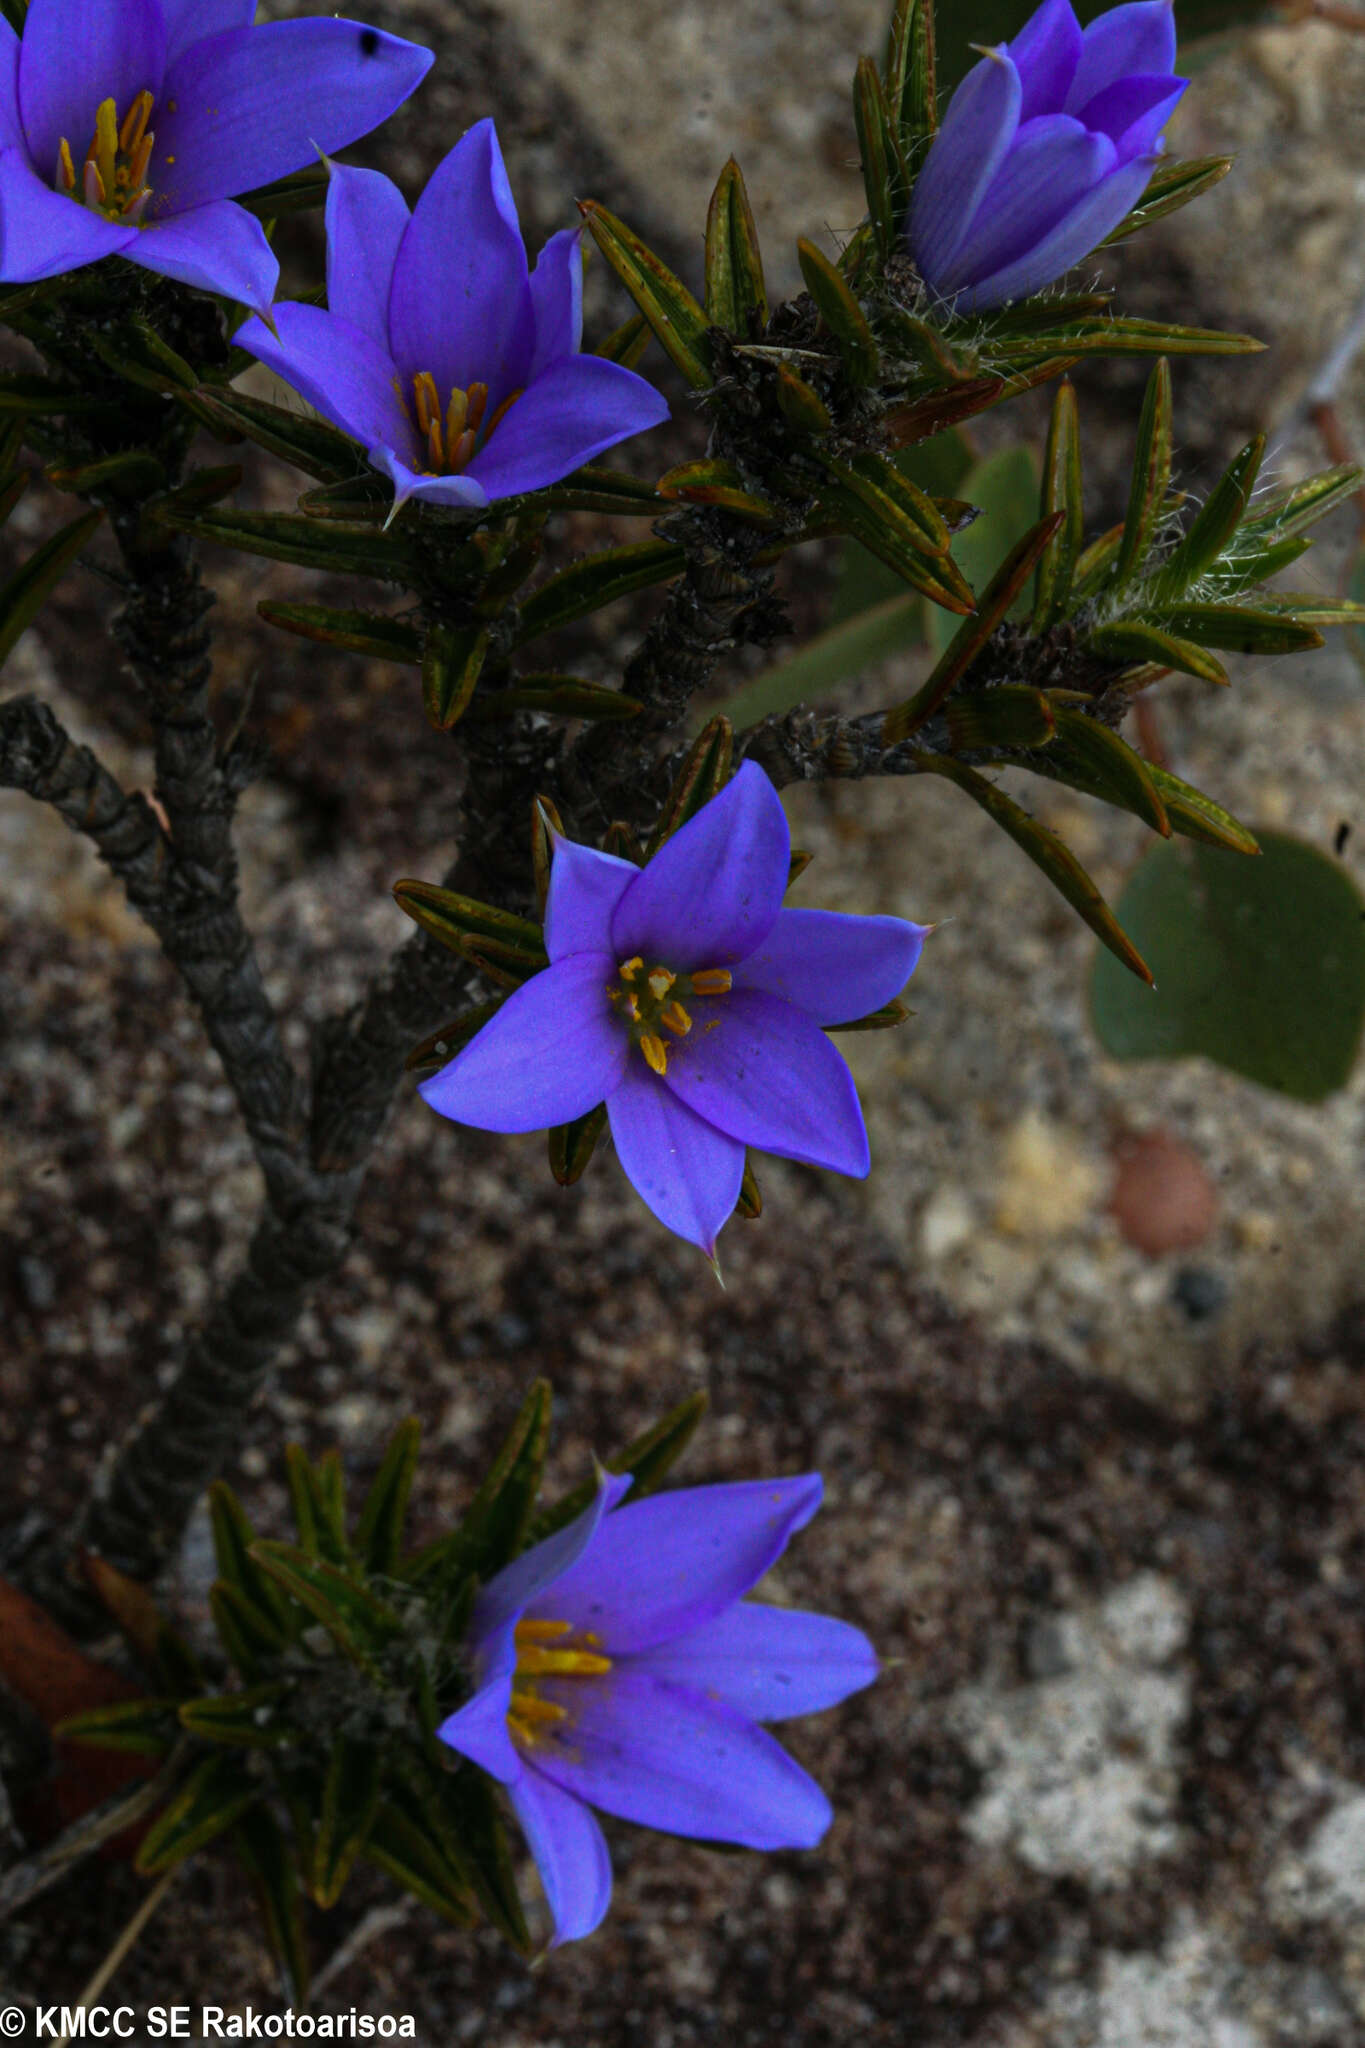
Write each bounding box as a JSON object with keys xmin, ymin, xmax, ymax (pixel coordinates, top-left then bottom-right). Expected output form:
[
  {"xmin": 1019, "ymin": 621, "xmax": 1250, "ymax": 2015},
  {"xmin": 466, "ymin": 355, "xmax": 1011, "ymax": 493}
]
[
  {"xmin": 19, "ymin": 0, "xmax": 166, "ymax": 178},
  {"xmin": 0, "ymin": 145, "xmax": 133, "ymax": 283},
  {"xmin": 161, "ymin": 0, "xmax": 256, "ymax": 69},
  {"xmin": 906, "ymin": 47, "xmax": 1021, "ymax": 288},
  {"xmin": 1008, "ymin": 0, "xmax": 1083, "ymax": 119},
  {"xmin": 936, "ymin": 116, "xmax": 1116, "ymax": 295},
  {"xmin": 466, "ymin": 352, "xmax": 669, "ymax": 503},
  {"xmin": 369, "ymin": 445, "xmax": 489, "ymax": 514},
  {"xmin": 387, "ymin": 119, "xmax": 532, "ymax": 407},
  {"xmin": 606, "ymin": 1061, "xmax": 745, "ymax": 1255},
  {"xmin": 731, "ymin": 907, "xmax": 927, "ymax": 1026},
  {"xmin": 949, "ymin": 149, "xmax": 1157, "ymax": 311},
  {"xmin": 508, "ymin": 1769, "xmax": 613, "ymax": 1947},
  {"xmin": 417, "ymin": 952, "xmax": 628, "ymax": 1135},
  {"xmin": 609, "ymin": 761, "xmax": 789, "ymax": 972},
  {"xmin": 529, "ymin": 1670, "xmax": 833, "ymax": 1850},
  {"xmin": 528, "ymin": 226, "xmax": 584, "ymax": 380},
  {"xmin": 630, "ymin": 1603, "xmax": 879, "ymax": 1722},
  {"xmin": 662, "ymin": 989, "xmax": 870, "ymax": 1177},
  {"xmin": 1065, "ymin": 0, "xmax": 1177, "ymax": 112},
  {"xmin": 436, "ymin": 1671, "xmax": 521, "ymax": 1786},
  {"xmin": 544, "ymin": 836, "xmax": 638, "ymax": 962},
  {"xmin": 326, "ymin": 161, "xmax": 409, "ymax": 350},
  {"xmin": 546, "ymin": 1474, "xmax": 824, "ymax": 1653},
  {"xmin": 235, "ymin": 302, "xmax": 416, "ymax": 459},
  {"xmin": 130, "ymin": 199, "xmax": 278, "ymax": 311},
  {"xmin": 0, "ymin": 20, "xmax": 23, "ymax": 153},
  {"xmin": 1077, "ymin": 73, "xmax": 1186, "ymax": 159},
  {"xmin": 477, "ymin": 1471, "xmax": 635, "ymax": 1647},
  {"xmin": 151, "ymin": 20, "xmax": 433, "ymax": 215}
]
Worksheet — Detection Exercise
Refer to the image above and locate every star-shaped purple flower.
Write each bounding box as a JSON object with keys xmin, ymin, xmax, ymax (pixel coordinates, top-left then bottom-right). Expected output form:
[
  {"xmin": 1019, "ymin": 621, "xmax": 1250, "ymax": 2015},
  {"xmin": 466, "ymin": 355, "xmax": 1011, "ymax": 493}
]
[
  {"xmin": 235, "ymin": 120, "xmax": 669, "ymax": 514},
  {"xmin": 418, "ymin": 761, "xmax": 926, "ymax": 1255},
  {"xmin": 437, "ymin": 1468, "xmax": 877, "ymax": 1946},
  {"xmin": 0, "ymin": 0, "xmax": 432, "ymax": 313},
  {"xmin": 907, "ymin": 0, "xmax": 1186, "ymax": 314}
]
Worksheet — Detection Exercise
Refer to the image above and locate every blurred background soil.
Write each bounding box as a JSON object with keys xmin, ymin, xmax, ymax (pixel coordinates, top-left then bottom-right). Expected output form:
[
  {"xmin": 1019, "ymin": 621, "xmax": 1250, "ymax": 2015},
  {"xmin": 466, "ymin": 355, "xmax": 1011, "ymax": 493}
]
[{"xmin": 5, "ymin": 1, "xmax": 1365, "ymax": 2041}]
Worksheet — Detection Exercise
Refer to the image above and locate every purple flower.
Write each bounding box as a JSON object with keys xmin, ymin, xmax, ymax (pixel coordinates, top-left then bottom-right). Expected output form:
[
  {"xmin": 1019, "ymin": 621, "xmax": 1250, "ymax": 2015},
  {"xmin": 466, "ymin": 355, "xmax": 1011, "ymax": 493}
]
[
  {"xmin": 0, "ymin": 0, "xmax": 432, "ymax": 313},
  {"xmin": 417, "ymin": 762, "xmax": 926, "ymax": 1256},
  {"xmin": 907, "ymin": 0, "xmax": 1186, "ymax": 314},
  {"xmin": 437, "ymin": 1468, "xmax": 877, "ymax": 1945},
  {"xmin": 235, "ymin": 121, "xmax": 669, "ymax": 514}
]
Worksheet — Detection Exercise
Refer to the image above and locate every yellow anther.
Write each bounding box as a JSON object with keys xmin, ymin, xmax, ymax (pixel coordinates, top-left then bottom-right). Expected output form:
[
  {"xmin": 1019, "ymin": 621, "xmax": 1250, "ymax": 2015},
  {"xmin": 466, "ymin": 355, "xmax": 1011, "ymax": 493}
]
[
  {"xmin": 661, "ymin": 1000, "xmax": 692, "ymax": 1038},
  {"xmin": 446, "ymin": 385, "xmax": 468, "ymax": 448},
  {"xmin": 509, "ymin": 1693, "xmax": 568, "ymax": 1726},
  {"xmin": 690, "ymin": 968, "xmax": 733, "ymax": 996},
  {"xmin": 56, "ymin": 137, "xmax": 76, "ymax": 194},
  {"xmin": 83, "ymin": 159, "xmax": 106, "ymax": 209},
  {"xmin": 618, "ymin": 957, "xmax": 643, "ymax": 982},
  {"xmin": 624, "ymin": 993, "xmax": 641, "ymax": 1022},
  {"xmin": 646, "ymin": 967, "xmax": 676, "ymax": 1001},
  {"xmin": 515, "ymin": 1619, "xmax": 572, "ymax": 1643},
  {"xmin": 484, "ymin": 388, "xmax": 523, "ymax": 439},
  {"xmin": 411, "ymin": 370, "xmax": 440, "ymax": 437},
  {"xmin": 514, "ymin": 1644, "xmax": 613, "ymax": 1678},
  {"xmin": 89, "ymin": 96, "xmax": 119, "ymax": 199},
  {"xmin": 640, "ymin": 1033, "xmax": 668, "ymax": 1076},
  {"xmin": 426, "ymin": 417, "xmax": 444, "ymax": 470},
  {"xmin": 465, "ymin": 381, "xmax": 489, "ymax": 433},
  {"xmin": 448, "ymin": 427, "xmax": 478, "ymax": 473},
  {"xmin": 119, "ymin": 91, "xmax": 154, "ymax": 156},
  {"xmin": 127, "ymin": 130, "xmax": 154, "ymax": 194}
]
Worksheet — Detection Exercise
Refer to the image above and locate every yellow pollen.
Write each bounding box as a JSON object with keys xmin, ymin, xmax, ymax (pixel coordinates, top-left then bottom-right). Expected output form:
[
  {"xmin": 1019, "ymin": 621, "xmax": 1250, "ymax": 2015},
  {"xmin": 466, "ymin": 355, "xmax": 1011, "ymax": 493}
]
[
  {"xmin": 514, "ymin": 1643, "xmax": 613, "ymax": 1677},
  {"xmin": 618, "ymin": 957, "xmax": 643, "ymax": 982},
  {"xmin": 62, "ymin": 91, "xmax": 157, "ymax": 223},
  {"xmin": 691, "ymin": 967, "xmax": 733, "ymax": 996},
  {"xmin": 640, "ymin": 1032, "xmax": 668, "ymax": 1076},
  {"xmin": 646, "ymin": 967, "xmax": 676, "ymax": 1001},
  {"xmin": 661, "ymin": 1000, "xmax": 692, "ymax": 1037}
]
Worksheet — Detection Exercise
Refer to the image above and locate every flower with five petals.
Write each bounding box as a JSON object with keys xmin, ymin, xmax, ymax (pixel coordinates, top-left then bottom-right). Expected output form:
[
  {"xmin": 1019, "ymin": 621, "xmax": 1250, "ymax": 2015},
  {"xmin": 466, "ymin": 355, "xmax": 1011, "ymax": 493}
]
[
  {"xmin": 236, "ymin": 119, "xmax": 669, "ymax": 514},
  {"xmin": 0, "ymin": 0, "xmax": 432, "ymax": 312},
  {"xmin": 437, "ymin": 1469, "xmax": 877, "ymax": 1946},
  {"xmin": 418, "ymin": 762, "xmax": 927, "ymax": 1255}
]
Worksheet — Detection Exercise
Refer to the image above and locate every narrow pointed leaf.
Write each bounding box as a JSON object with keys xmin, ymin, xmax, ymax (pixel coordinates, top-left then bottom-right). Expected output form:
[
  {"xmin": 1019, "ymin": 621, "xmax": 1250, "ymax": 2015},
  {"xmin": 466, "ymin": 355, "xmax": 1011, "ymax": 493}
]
[
  {"xmin": 313, "ymin": 1734, "xmax": 383, "ymax": 1908},
  {"xmin": 165, "ymin": 465, "xmax": 246, "ymax": 515},
  {"xmin": 592, "ymin": 312, "xmax": 653, "ymax": 369},
  {"xmin": 1031, "ymin": 381, "xmax": 1083, "ymax": 630},
  {"xmin": 853, "ymin": 57, "xmax": 909, "ymax": 257},
  {"xmin": 647, "ymin": 715, "xmax": 734, "ymax": 854},
  {"xmin": 365, "ymin": 1799, "xmax": 477, "ymax": 1927},
  {"xmin": 209, "ymin": 1484, "xmax": 296, "ymax": 1636},
  {"xmin": 945, "ymin": 684, "xmax": 1056, "ymax": 753},
  {"xmin": 209, "ymin": 1582, "xmax": 290, "ymax": 1679},
  {"xmin": 657, "ymin": 457, "xmax": 778, "ymax": 523},
  {"xmin": 48, "ymin": 450, "xmax": 167, "ymax": 497},
  {"xmin": 391, "ymin": 880, "xmax": 546, "ymax": 966},
  {"xmin": 463, "ymin": 676, "xmax": 641, "ymax": 723},
  {"xmin": 883, "ymin": 376, "xmax": 1009, "ymax": 446},
  {"xmin": 531, "ymin": 796, "xmax": 563, "ymax": 916},
  {"xmin": 548, "ymin": 1103, "xmax": 608, "ymax": 1186},
  {"xmin": 0, "ymin": 472, "xmax": 29, "ymax": 530},
  {"xmin": 436, "ymin": 1766, "xmax": 533, "ymax": 1953},
  {"xmin": 0, "ymin": 509, "xmax": 102, "ymax": 669},
  {"xmin": 234, "ymin": 1806, "xmax": 310, "ymax": 2006},
  {"xmin": 405, "ymin": 1381, "xmax": 553, "ymax": 1589},
  {"xmin": 257, "ymin": 602, "xmax": 423, "ymax": 665},
  {"xmin": 355, "ymin": 1419, "xmax": 422, "ymax": 1579},
  {"xmin": 796, "ymin": 239, "xmax": 879, "ymax": 386},
  {"xmin": 296, "ymin": 473, "xmax": 398, "ymax": 522},
  {"xmin": 1002, "ymin": 317, "xmax": 1262, "ymax": 362},
  {"xmin": 422, "ymin": 621, "xmax": 489, "ymax": 730},
  {"xmin": 135, "ymin": 1753, "xmax": 259, "ymax": 1874},
  {"xmin": 178, "ymin": 1685, "xmax": 295, "ymax": 1749},
  {"xmin": 249, "ymin": 1543, "xmax": 402, "ymax": 1667},
  {"xmin": 1072, "ymin": 520, "xmax": 1124, "ymax": 599},
  {"xmin": 1240, "ymin": 464, "xmax": 1361, "ymax": 539},
  {"xmin": 55, "ymin": 1697, "xmax": 181, "ymax": 1756},
  {"xmin": 885, "ymin": 0, "xmax": 937, "ymax": 143},
  {"xmin": 736, "ymin": 1158, "xmax": 763, "ymax": 1218},
  {"xmin": 912, "ymin": 750, "xmax": 1152, "ymax": 982},
  {"xmin": 0, "ymin": 373, "xmax": 110, "ymax": 415},
  {"xmin": 404, "ymin": 1000, "xmax": 503, "ymax": 1079},
  {"xmin": 528, "ymin": 1391, "xmax": 710, "ymax": 1541},
  {"xmin": 1102, "ymin": 155, "xmax": 1234, "ymax": 245},
  {"xmin": 1143, "ymin": 604, "xmax": 1325, "ymax": 655},
  {"xmin": 514, "ymin": 540, "xmax": 685, "ymax": 645},
  {"xmin": 179, "ymin": 385, "xmax": 360, "ymax": 483},
  {"xmin": 238, "ymin": 164, "xmax": 330, "ymax": 220},
  {"xmin": 1115, "ymin": 359, "xmax": 1172, "ymax": 587},
  {"xmin": 285, "ymin": 1444, "xmax": 349, "ymax": 1566},
  {"xmin": 828, "ymin": 997, "xmax": 912, "ymax": 1032},
  {"xmin": 774, "ymin": 363, "xmax": 833, "ymax": 435},
  {"xmin": 1087, "ymin": 620, "xmax": 1229, "ymax": 684},
  {"xmin": 1149, "ymin": 436, "xmax": 1265, "ymax": 598},
  {"xmin": 154, "ymin": 504, "xmax": 416, "ymax": 579},
  {"xmin": 533, "ymin": 466, "xmax": 664, "ymax": 515},
  {"xmin": 705, "ymin": 158, "xmax": 768, "ymax": 334},
  {"xmin": 579, "ymin": 200, "xmax": 712, "ymax": 388},
  {"xmin": 884, "ymin": 513, "xmax": 1064, "ymax": 743},
  {"xmin": 1146, "ymin": 767, "xmax": 1260, "ymax": 853},
  {"xmin": 817, "ymin": 465, "xmax": 974, "ymax": 615},
  {"xmin": 1048, "ymin": 708, "xmax": 1169, "ymax": 835}
]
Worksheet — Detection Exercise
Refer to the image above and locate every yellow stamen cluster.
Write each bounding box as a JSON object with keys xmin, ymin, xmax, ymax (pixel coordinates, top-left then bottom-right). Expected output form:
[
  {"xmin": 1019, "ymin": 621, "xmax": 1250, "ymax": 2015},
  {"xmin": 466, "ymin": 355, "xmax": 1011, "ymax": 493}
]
[
  {"xmin": 57, "ymin": 92, "xmax": 156, "ymax": 223},
  {"xmin": 506, "ymin": 1617, "xmax": 611, "ymax": 1751},
  {"xmin": 409, "ymin": 370, "xmax": 522, "ymax": 476},
  {"xmin": 608, "ymin": 957, "xmax": 733, "ymax": 1076}
]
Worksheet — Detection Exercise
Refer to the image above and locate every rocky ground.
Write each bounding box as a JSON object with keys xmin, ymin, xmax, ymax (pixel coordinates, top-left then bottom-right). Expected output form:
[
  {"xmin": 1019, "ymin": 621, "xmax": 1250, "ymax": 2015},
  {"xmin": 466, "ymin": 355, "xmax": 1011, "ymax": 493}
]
[{"xmin": 5, "ymin": 1, "xmax": 1365, "ymax": 2042}]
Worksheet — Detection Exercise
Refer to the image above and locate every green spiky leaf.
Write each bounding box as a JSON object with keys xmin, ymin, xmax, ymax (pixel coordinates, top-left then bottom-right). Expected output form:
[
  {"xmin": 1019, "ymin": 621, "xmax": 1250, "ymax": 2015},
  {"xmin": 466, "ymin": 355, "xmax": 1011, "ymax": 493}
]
[
  {"xmin": 257, "ymin": 603, "xmax": 423, "ymax": 665},
  {"xmin": 135, "ymin": 1752, "xmax": 259, "ymax": 1874},
  {"xmin": 705, "ymin": 157, "xmax": 768, "ymax": 334},
  {"xmin": 579, "ymin": 200, "xmax": 712, "ymax": 387}
]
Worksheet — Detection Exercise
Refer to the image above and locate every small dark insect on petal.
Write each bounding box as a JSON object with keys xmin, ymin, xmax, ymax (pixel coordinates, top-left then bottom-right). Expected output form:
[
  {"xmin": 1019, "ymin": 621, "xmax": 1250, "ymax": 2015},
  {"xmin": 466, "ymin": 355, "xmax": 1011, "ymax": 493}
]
[
  {"xmin": 359, "ymin": 27, "xmax": 380, "ymax": 54},
  {"xmin": 1335, "ymin": 820, "xmax": 1352, "ymax": 856}
]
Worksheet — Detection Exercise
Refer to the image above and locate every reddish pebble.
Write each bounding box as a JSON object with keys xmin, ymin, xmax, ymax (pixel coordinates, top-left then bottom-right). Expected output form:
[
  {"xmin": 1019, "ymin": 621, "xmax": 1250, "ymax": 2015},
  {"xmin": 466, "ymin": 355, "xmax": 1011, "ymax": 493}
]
[{"xmin": 1109, "ymin": 1127, "xmax": 1219, "ymax": 1257}]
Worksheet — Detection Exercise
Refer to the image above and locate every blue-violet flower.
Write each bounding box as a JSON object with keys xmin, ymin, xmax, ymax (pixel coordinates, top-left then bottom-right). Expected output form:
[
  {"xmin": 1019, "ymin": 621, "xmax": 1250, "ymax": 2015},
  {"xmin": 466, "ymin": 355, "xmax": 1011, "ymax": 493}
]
[
  {"xmin": 0, "ymin": 0, "xmax": 432, "ymax": 313},
  {"xmin": 418, "ymin": 761, "xmax": 927, "ymax": 1255},
  {"xmin": 437, "ymin": 1469, "xmax": 877, "ymax": 1945},
  {"xmin": 907, "ymin": 0, "xmax": 1186, "ymax": 314},
  {"xmin": 236, "ymin": 120, "xmax": 669, "ymax": 513}
]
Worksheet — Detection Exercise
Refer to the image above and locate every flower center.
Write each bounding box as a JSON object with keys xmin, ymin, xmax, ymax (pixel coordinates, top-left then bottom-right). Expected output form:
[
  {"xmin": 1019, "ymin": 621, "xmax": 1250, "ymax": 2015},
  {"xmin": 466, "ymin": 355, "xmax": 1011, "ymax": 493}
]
[
  {"xmin": 57, "ymin": 91, "xmax": 157, "ymax": 224},
  {"xmin": 507, "ymin": 1617, "xmax": 611, "ymax": 1750},
  {"xmin": 607, "ymin": 957, "xmax": 733, "ymax": 1077},
  {"xmin": 408, "ymin": 371, "xmax": 523, "ymax": 477}
]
